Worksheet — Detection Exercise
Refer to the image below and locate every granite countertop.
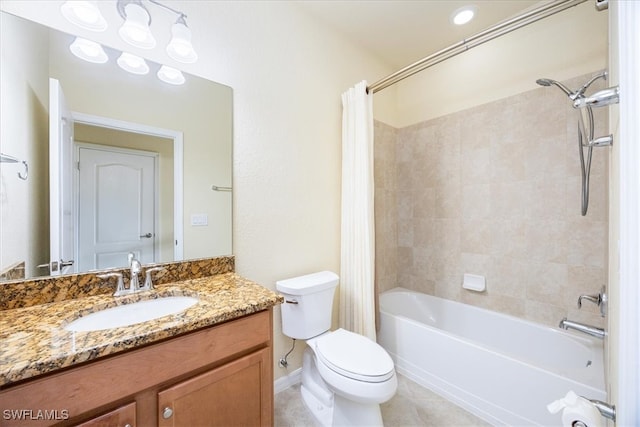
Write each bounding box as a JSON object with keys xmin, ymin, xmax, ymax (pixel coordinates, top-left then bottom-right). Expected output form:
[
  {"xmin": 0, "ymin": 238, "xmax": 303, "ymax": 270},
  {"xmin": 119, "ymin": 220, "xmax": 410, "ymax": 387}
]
[{"xmin": 0, "ymin": 272, "xmax": 283, "ymax": 387}]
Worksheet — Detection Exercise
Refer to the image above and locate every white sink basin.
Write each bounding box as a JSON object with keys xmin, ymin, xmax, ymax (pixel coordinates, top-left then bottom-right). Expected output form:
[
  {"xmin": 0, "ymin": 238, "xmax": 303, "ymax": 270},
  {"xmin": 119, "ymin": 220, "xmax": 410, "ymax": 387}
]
[{"xmin": 64, "ymin": 296, "xmax": 198, "ymax": 332}]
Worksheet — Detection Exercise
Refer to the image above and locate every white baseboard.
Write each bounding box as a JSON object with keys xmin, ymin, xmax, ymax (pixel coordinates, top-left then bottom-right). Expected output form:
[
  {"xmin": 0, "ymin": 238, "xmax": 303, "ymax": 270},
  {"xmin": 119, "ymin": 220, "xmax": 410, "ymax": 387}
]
[{"xmin": 274, "ymin": 368, "xmax": 302, "ymax": 394}]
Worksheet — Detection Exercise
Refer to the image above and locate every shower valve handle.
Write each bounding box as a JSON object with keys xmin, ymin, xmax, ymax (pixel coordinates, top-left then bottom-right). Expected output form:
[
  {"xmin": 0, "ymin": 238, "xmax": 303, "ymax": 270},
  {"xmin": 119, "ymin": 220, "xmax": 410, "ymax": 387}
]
[
  {"xmin": 577, "ymin": 294, "xmax": 601, "ymax": 308},
  {"xmin": 577, "ymin": 286, "xmax": 607, "ymax": 317}
]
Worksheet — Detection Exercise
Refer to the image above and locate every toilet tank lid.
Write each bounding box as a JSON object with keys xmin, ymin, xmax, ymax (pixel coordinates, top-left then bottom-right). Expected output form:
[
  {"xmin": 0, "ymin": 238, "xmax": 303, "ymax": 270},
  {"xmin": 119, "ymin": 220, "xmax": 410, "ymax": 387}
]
[{"xmin": 276, "ymin": 271, "xmax": 339, "ymax": 295}]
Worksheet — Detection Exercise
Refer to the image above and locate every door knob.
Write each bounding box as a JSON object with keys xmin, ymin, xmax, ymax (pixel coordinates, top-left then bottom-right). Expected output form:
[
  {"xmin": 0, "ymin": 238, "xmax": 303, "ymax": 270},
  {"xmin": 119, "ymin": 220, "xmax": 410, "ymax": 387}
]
[{"xmin": 139, "ymin": 232, "xmax": 153, "ymax": 238}]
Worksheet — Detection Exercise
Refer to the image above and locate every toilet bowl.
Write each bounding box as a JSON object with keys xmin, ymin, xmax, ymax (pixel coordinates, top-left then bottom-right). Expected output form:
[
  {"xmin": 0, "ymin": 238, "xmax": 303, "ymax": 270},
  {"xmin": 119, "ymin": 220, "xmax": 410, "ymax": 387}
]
[{"xmin": 276, "ymin": 272, "xmax": 397, "ymax": 426}]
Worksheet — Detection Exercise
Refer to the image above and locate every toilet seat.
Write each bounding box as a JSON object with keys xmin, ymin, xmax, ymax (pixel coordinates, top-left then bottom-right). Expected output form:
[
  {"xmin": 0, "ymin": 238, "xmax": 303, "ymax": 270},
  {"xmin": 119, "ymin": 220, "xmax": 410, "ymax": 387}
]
[{"xmin": 314, "ymin": 329, "xmax": 395, "ymax": 383}]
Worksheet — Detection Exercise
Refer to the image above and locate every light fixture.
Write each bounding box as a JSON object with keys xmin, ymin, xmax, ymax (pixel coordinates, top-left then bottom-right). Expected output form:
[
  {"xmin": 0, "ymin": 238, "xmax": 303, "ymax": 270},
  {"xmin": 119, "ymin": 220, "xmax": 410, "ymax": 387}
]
[
  {"xmin": 157, "ymin": 65, "xmax": 185, "ymax": 85},
  {"xmin": 62, "ymin": 0, "xmax": 198, "ymax": 64},
  {"xmin": 117, "ymin": 52, "xmax": 150, "ymax": 75},
  {"xmin": 69, "ymin": 37, "xmax": 108, "ymax": 63},
  {"xmin": 166, "ymin": 16, "xmax": 198, "ymax": 64},
  {"xmin": 60, "ymin": 1, "xmax": 107, "ymax": 32},
  {"xmin": 451, "ymin": 5, "xmax": 477, "ymax": 26},
  {"xmin": 117, "ymin": 1, "xmax": 156, "ymax": 49}
]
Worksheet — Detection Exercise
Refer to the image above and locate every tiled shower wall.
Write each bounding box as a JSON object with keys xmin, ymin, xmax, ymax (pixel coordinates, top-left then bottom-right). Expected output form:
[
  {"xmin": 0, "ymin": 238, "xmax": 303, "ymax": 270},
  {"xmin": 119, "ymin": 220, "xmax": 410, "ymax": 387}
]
[{"xmin": 374, "ymin": 72, "xmax": 608, "ymax": 328}]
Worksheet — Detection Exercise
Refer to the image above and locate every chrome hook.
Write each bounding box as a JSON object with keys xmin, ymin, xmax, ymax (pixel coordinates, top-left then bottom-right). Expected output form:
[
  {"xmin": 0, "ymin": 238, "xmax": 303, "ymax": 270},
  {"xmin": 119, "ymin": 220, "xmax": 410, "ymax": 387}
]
[{"xmin": 18, "ymin": 161, "xmax": 28, "ymax": 180}]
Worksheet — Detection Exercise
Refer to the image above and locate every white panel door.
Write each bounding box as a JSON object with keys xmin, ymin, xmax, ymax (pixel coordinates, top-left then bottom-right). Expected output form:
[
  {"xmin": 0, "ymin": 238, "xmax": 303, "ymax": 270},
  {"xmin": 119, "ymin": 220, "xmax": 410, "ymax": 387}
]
[
  {"xmin": 77, "ymin": 146, "xmax": 156, "ymax": 271},
  {"xmin": 49, "ymin": 78, "xmax": 75, "ymax": 275}
]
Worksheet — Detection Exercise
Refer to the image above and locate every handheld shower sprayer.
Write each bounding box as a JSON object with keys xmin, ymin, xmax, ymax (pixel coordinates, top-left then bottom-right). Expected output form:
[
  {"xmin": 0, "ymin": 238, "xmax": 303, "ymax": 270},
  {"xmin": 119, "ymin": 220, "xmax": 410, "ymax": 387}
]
[
  {"xmin": 535, "ymin": 78, "xmax": 572, "ymax": 97},
  {"xmin": 536, "ymin": 72, "xmax": 611, "ymax": 216}
]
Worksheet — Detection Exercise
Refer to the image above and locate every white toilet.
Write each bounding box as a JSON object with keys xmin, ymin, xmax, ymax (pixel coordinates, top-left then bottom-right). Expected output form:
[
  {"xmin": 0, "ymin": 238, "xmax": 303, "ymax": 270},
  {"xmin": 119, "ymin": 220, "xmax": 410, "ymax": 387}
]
[{"xmin": 277, "ymin": 271, "xmax": 397, "ymax": 426}]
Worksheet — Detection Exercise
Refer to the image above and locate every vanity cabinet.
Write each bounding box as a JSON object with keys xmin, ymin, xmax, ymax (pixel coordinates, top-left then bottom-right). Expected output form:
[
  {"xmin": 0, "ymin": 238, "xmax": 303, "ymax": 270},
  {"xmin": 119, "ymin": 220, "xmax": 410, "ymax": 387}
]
[{"xmin": 0, "ymin": 309, "xmax": 274, "ymax": 427}]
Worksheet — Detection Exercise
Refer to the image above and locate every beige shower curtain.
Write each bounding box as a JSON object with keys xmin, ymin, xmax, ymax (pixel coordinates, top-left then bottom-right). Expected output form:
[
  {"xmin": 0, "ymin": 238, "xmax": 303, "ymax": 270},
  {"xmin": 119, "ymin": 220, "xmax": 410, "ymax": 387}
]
[{"xmin": 339, "ymin": 80, "xmax": 376, "ymax": 341}]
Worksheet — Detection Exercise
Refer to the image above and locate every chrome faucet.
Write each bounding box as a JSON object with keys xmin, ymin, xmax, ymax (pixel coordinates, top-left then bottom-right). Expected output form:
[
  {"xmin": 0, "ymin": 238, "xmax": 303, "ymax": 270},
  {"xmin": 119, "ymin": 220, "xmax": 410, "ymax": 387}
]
[
  {"xmin": 559, "ymin": 318, "xmax": 605, "ymax": 339},
  {"xmin": 97, "ymin": 253, "xmax": 151, "ymax": 296}
]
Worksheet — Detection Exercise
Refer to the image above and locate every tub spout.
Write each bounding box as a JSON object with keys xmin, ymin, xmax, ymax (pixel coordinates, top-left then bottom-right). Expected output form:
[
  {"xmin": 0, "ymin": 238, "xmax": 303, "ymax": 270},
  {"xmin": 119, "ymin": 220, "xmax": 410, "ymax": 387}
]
[{"xmin": 559, "ymin": 318, "xmax": 605, "ymax": 339}]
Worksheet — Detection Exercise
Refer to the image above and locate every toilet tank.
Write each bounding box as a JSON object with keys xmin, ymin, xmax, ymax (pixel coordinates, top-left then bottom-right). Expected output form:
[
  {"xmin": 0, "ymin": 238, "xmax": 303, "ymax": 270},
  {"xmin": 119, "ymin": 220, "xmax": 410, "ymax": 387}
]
[{"xmin": 276, "ymin": 271, "xmax": 339, "ymax": 339}]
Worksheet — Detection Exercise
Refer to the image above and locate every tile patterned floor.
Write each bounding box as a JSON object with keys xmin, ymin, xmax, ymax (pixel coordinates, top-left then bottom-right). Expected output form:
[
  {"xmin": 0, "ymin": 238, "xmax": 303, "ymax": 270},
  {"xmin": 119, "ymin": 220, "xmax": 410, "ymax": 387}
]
[{"xmin": 274, "ymin": 374, "xmax": 491, "ymax": 426}]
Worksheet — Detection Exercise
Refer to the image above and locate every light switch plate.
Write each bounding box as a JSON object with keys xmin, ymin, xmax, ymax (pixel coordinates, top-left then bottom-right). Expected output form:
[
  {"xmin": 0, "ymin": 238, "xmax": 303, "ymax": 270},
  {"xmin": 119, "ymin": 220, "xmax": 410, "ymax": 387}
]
[{"xmin": 190, "ymin": 213, "xmax": 208, "ymax": 226}]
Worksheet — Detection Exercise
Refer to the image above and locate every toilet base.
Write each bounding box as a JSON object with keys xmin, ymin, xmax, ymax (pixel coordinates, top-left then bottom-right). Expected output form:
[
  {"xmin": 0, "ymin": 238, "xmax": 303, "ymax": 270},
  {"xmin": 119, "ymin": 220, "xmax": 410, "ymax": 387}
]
[
  {"xmin": 301, "ymin": 346, "xmax": 385, "ymax": 427},
  {"xmin": 332, "ymin": 394, "xmax": 383, "ymax": 426}
]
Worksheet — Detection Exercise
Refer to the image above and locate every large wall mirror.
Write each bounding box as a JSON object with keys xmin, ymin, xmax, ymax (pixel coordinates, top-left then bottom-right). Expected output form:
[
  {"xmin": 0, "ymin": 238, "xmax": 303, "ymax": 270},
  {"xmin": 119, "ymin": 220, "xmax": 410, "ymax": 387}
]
[{"xmin": 0, "ymin": 11, "xmax": 233, "ymax": 282}]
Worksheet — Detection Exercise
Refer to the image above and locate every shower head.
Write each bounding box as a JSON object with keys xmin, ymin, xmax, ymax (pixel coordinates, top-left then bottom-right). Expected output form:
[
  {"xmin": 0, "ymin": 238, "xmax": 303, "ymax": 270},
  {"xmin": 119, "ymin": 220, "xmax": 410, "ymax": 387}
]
[{"xmin": 536, "ymin": 78, "xmax": 573, "ymax": 97}]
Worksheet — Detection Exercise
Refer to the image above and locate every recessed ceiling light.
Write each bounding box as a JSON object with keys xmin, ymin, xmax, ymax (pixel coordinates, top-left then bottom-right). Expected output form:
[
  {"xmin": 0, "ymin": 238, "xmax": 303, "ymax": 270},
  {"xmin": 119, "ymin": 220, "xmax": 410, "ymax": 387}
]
[{"xmin": 451, "ymin": 6, "xmax": 477, "ymax": 26}]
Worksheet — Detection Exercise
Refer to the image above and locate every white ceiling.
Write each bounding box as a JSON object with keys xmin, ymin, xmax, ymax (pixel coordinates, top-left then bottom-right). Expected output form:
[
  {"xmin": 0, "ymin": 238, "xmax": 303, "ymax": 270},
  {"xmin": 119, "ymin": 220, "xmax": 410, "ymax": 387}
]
[{"xmin": 295, "ymin": 0, "xmax": 542, "ymax": 70}]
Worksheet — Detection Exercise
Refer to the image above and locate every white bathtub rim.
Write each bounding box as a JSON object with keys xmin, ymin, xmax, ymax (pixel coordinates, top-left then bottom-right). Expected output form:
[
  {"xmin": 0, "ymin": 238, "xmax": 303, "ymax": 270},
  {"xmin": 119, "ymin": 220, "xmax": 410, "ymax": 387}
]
[{"xmin": 380, "ymin": 287, "xmax": 601, "ymax": 345}]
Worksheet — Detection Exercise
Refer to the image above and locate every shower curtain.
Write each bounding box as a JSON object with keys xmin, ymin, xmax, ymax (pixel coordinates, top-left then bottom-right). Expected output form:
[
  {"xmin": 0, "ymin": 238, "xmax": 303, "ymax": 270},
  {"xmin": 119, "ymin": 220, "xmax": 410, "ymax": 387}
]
[{"xmin": 339, "ymin": 80, "xmax": 376, "ymax": 341}]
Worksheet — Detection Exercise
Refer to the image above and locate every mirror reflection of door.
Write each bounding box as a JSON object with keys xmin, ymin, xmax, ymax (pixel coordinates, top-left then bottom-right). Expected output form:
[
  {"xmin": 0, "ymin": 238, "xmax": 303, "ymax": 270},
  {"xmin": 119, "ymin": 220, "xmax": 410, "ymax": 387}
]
[
  {"xmin": 72, "ymin": 119, "xmax": 176, "ymax": 270},
  {"xmin": 77, "ymin": 145, "xmax": 157, "ymax": 271}
]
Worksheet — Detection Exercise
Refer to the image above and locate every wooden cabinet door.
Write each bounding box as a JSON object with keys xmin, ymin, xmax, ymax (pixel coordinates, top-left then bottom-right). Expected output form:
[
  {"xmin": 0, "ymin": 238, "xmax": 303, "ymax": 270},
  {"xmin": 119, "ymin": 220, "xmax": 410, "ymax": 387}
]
[
  {"xmin": 158, "ymin": 348, "xmax": 272, "ymax": 427},
  {"xmin": 74, "ymin": 402, "xmax": 136, "ymax": 427}
]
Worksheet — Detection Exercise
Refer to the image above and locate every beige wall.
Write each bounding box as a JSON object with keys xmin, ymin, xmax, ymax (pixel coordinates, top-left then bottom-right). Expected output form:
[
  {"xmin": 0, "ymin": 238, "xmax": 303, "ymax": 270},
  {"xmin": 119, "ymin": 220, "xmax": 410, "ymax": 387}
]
[
  {"xmin": 375, "ymin": 71, "xmax": 609, "ymax": 329},
  {"xmin": 0, "ymin": 13, "xmax": 49, "ymax": 278}
]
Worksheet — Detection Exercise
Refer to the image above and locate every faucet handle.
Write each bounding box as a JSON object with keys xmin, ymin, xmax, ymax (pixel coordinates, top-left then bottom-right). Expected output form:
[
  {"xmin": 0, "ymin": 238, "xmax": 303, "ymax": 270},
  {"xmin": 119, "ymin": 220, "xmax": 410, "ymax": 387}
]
[
  {"xmin": 577, "ymin": 286, "xmax": 607, "ymax": 317},
  {"xmin": 577, "ymin": 293, "xmax": 601, "ymax": 308},
  {"xmin": 97, "ymin": 272, "xmax": 127, "ymax": 297},
  {"xmin": 143, "ymin": 267, "xmax": 165, "ymax": 291}
]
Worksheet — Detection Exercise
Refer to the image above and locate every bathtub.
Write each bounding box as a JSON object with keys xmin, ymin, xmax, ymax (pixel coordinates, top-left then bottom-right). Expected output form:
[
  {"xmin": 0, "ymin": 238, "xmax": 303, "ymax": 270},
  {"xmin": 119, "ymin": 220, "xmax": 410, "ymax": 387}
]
[{"xmin": 378, "ymin": 288, "xmax": 606, "ymax": 426}]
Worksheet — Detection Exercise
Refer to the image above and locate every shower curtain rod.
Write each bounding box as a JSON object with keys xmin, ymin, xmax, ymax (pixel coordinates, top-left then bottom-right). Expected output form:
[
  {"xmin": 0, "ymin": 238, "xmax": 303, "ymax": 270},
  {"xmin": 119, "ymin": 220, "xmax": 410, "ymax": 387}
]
[{"xmin": 367, "ymin": 0, "xmax": 588, "ymax": 94}]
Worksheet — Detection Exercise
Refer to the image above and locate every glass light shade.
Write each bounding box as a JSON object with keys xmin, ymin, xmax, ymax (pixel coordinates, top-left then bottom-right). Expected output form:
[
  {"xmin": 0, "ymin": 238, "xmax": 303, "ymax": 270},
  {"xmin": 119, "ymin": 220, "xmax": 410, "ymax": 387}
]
[
  {"xmin": 451, "ymin": 6, "xmax": 476, "ymax": 25},
  {"xmin": 166, "ymin": 22, "xmax": 198, "ymax": 63},
  {"xmin": 60, "ymin": 1, "xmax": 107, "ymax": 31},
  {"xmin": 157, "ymin": 65, "xmax": 186, "ymax": 85},
  {"xmin": 69, "ymin": 37, "xmax": 108, "ymax": 63},
  {"xmin": 117, "ymin": 52, "xmax": 149, "ymax": 75},
  {"xmin": 118, "ymin": 3, "xmax": 156, "ymax": 49}
]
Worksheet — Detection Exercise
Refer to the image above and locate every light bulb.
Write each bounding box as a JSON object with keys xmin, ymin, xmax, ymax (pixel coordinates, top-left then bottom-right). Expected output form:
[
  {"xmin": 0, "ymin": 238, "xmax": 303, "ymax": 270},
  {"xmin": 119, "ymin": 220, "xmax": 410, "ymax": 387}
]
[
  {"xmin": 166, "ymin": 21, "xmax": 198, "ymax": 63},
  {"xmin": 157, "ymin": 65, "xmax": 186, "ymax": 85},
  {"xmin": 69, "ymin": 37, "xmax": 108, "ymax": 63},
  {"xmin": 118, "ymin": 3, "xmax": 156, "ymax": 49},
  {"xmin": 60, "ymin": 1, "xmax": 107, "ymax": 31},
  {"xmin": 117, "ymin": 52, "xmax": 149, "ymax": 75}
]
